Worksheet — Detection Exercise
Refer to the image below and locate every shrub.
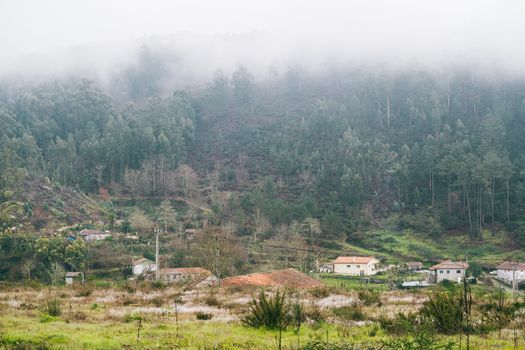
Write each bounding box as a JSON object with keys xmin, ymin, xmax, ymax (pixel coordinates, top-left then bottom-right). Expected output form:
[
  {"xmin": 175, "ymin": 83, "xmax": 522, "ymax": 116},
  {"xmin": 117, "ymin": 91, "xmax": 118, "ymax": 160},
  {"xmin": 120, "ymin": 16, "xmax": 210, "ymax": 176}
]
[
  {"xmin": 123, "ymin": 312, "xmax": 143, "ymax": 323},
  {"xmin": 151, "ymin": 280, "xmax": 166, "ymax": 290},
  {"xmin": 420, "ymin": 290, "xmax": 462, "ymax": 334},
  {"xmin": 241, "ymin": 289, "xmax": 291, "ymax": 329},
  {"xmin": 44, "ymin": 298, "xmax": 61, "ymax": 317},
  {"xmin": 150, "ymin": 297, "xmax": 164, "ymax": 307},
  {"xmin": 379, "ymin": 313, "xmax": 419, "ymax": 335},
  {"xmin": 331, "ymin": 305, "xmax": 365, "ymax": 321},
  {"xmin": 309, "ymin": 286, "xmax": 332, "ymax": 299},
  {"xmin": 357, "ymin": 289, "xmax": 381, "ymax": 306},
  {"xmin": 75, "ymin": 287, "xmax": 92, "ymax": 297},
  {"xmin": 196, "ymin": 312, "xmax": 213, "ymax": 320},
  {"xmin": 203, "ymin": 294, "xmax": 220, "ymax": 307},
  {"xmin": 304, "ymin": 303, "xmax": 325, "ymax": 323}
]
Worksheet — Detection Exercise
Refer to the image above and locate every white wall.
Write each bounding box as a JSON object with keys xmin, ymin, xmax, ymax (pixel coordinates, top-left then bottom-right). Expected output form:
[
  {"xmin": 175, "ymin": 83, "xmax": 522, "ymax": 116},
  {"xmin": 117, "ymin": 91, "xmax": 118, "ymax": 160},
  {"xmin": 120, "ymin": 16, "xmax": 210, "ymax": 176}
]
[
  {"xmin": 435, "ymin": 268, "xmax": 465, "ymax": 283},
  {"xmin": 497, "ymin": 269, "xmax": 525, "ymax": 284},
  {"xmin": 333, "ymin": 261, "xmax": 378, "ymax": 276},
  {"xmin": 133, "ymin": 262, "xmax": 156, "ymax": 275}
]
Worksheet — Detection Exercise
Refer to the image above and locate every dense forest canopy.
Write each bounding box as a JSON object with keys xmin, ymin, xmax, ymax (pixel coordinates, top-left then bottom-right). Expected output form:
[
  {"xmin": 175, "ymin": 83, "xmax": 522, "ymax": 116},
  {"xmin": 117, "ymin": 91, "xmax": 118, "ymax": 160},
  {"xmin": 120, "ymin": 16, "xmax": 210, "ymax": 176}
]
[{"xmin": 1, "ymin": 62, "xmax": 525, "ymax": 247}]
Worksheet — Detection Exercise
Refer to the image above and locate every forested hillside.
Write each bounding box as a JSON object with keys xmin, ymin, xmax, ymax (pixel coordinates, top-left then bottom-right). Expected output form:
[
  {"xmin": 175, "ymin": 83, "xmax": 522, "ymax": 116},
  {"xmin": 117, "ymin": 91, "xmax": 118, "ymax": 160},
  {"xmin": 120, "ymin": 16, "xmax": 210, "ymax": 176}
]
[{"xmin": 1, "ymin": 64, "xmax": 525, "ymax": 247}]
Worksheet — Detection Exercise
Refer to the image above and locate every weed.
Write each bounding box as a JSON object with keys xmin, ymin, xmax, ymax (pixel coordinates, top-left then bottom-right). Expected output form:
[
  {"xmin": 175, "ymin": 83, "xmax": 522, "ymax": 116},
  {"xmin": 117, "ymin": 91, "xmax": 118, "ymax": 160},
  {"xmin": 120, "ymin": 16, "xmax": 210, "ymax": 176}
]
[{"xmin": 196, "ymin": 312, "xmax": 213, "ymax": 320}]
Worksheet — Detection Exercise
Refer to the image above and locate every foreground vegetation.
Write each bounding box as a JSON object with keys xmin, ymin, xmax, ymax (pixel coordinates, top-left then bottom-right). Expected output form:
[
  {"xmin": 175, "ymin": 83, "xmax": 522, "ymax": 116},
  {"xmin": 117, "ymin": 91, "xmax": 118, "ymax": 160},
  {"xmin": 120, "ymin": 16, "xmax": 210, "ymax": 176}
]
[{"xmin": 0, "ymin": 280, "xmax": 523, "ymax": 350}]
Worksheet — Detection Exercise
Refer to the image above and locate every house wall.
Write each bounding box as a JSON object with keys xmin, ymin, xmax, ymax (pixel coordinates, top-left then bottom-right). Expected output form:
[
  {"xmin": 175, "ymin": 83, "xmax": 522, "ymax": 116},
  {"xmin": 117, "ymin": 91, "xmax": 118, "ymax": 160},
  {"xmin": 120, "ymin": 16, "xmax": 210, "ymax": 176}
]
[
  {"xmin": 82, "ymin": 234, "xmax": 111, "ymax": 242},
  {"xmin": 133, "ymin": 262, "xmax": 156, "ymax": 275},
  {"xmin": 497, "ymin": 269, "xmax": 525, "ymax": 284},
  {"xmin": 333, "ymin": 261, "xmax": 378, "ymax": 276},
  {"xmin": 435, "ymin": 268, "xmax": 466, "ymax": 283}
]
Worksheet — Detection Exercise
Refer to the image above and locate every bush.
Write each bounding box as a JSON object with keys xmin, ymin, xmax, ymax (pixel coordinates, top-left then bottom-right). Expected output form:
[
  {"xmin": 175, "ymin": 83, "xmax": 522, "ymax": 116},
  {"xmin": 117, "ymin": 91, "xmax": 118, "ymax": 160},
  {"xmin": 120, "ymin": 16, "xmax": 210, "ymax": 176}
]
[
  {"xmin": 203, "ymin": 294, "xmax": 220, "ymax": 307},
  {"xmin": 331, "ymin": 305, "xmax": 365, "ymax": 321},
  {"xmin": 75, "ymin": 287, "xmax": 92, "ymax": 297},
  {"xmin": 379, "ymin": 313, "xmax": 419, "ymax": 335},
  {"xmin": 241, "ymin": 289, "xmax": 291, "ymax": 329},
  {"xmin": 357, "ymin": 289, "xmax": 381, "ymax": 306},
  {"xmin": 196, "ymin": 312, "xmax": 213, "ymax": 320},
  {"xmin": 151, "ymin": 280, "xmax": 166, "ymax": 290},
  {"xmin": 420, "ymin": 290, "xmax": 462, "ymax": 334},
  {"xmin": 150, "ymin": 297, "xmax": 164, "ymax": 307},
  {"xmin": 309, "ymin": 286, "xmax": 332, "ymax": 299},
  {"xmin": 123, "ymin": 312, "xmax": 143, "ymax": 323},
  {"xmin": 44, "ymin": 298, "xmax": 61, "ymax": 317}
]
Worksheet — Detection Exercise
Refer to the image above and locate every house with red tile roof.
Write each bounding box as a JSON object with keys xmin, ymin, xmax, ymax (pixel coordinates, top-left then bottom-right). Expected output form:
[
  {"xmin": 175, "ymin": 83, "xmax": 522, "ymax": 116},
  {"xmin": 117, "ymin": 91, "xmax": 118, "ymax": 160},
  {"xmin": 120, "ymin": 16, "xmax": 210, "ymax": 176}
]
[
  {"xmin": 333, "ymin": 256, "xmax": 380, "ymax": 276},
  {"xmin": 430, "ymin": 260, "xmax": 469, "ymax": 283},
  {"xmin": 496, "ymin": 261, "xmax": 525, "ymax": 286}
]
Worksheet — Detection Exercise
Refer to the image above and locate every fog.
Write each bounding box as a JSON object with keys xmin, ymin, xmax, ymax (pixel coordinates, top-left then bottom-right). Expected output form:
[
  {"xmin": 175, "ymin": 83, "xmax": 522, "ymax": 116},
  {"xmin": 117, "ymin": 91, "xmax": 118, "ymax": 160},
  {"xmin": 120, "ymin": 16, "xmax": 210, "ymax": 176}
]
[{"xmin": 1, "ymin": 0, "xmax": 525, "ymax": 87}]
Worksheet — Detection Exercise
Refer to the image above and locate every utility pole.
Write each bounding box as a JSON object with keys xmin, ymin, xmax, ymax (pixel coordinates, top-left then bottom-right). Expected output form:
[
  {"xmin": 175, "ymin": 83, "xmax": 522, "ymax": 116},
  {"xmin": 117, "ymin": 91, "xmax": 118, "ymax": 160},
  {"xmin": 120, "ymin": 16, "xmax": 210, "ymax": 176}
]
[
  {"xmin": 155, "ymin": 227, "xmax": 160, "ymax": 280},
  {"xmin": 512, "ymin": 259, "xmax": 517, "ymax": 297},
  {"xmin": 215, "ymin": 233, "xmax": 221, "ymax": 286}
]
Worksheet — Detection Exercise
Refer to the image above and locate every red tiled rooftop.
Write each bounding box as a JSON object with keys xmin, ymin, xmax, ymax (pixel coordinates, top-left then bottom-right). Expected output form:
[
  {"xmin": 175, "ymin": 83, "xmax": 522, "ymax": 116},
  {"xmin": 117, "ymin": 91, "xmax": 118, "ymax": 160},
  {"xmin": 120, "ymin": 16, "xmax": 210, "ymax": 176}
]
[
  {"xmin": 221, "ymin": 268, "xmax": 323, "ymax": 289},
  {"xmin": 333, "ymin": 256, "xmax": 378, "ymax": 264},
  {"xmin": 430, "ymin": 259, "xmax": 469, "ymax": 270},
  {"xmin": 496, "ymin": 261, "xmax": 525, "ymax": 271}
]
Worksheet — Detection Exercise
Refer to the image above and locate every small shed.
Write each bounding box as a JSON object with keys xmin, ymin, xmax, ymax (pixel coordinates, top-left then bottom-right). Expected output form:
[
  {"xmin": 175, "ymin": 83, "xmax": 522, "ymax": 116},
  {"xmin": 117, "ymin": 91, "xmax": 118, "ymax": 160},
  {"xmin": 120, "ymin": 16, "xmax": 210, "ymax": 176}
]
[
  {"xmin": 65, "ymin": 272, "xmax": 84, "ymax": 285},
  {"xmin": 404, "ymin": 261, "xmax": 424, "ymax": 271}
]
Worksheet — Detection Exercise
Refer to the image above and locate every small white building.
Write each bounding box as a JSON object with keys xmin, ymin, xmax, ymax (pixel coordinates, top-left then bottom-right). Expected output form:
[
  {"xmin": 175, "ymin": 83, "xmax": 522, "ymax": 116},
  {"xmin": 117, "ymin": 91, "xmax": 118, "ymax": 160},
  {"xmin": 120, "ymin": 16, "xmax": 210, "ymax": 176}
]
[
  {"xmin": 79, "ymin": 229, "xmax": 111, "ymax": 242},
  {"xmin": 430, "ymin": 260, "xmax": 469, "ymax": 283},
  {"xmin": 132, "ymin": 257, "xmax": 156, "ymax": 276},
  {"xmin": 496, "ymin": 261, "xmax": 525, "ymax": 286},
  {"xmin": 333, "ymin": 256, "xmax": 380, "ymax": 276},
  {"xmin": 65, "ymin": 271, "xmax": 83, "ymax": 285}
]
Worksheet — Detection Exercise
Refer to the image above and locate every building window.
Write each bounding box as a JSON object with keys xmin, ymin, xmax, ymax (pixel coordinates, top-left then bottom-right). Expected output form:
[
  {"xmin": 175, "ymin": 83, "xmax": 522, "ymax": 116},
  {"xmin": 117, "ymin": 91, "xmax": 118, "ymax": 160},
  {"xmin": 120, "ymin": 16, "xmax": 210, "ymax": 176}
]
[
  {"xmin": 356, "ymin": 265, "xmax": 360, "ymax": 268},
  {"xmin": 457, "ymin": 270, "xmax": 461, "ymax": 274},
  {"xmin": 347, "ymin": 265, "xmax": 351, "ymax": 268},
  {"xmin": 439, "ymin": 270, "xmax": 443, "ymax": 274},
  {"xmin": 447, "ymin": 270, "xmax": 450, "ymax": 274}
]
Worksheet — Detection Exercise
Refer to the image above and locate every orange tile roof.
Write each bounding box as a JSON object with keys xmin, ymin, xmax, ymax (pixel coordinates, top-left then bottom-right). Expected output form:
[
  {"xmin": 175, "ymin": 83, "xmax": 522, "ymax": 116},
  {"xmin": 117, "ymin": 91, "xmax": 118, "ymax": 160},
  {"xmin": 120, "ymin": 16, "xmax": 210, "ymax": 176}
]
[
  {"xmin": 430, "ymin": 260, "xmax": 469, "ymax": 270},
  {"xmin": 333, "ymin": 256, "xmax": 378, "ymax": 264},
  {"xmin": 496, "ymin": 261, "xmax": 525, "ymax": 271},
  {"xmin": 221, "ymin": 268, "xmax": 323, "ymax": 289}
]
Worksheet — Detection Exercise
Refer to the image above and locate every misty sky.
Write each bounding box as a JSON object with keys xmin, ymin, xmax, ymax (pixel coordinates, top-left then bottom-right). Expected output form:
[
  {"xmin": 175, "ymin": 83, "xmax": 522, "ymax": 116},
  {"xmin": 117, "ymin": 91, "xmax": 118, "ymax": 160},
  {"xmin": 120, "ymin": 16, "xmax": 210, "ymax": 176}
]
[{"xmin": 1, "ymin": 0, "xmax": 525, "ymax": 79}]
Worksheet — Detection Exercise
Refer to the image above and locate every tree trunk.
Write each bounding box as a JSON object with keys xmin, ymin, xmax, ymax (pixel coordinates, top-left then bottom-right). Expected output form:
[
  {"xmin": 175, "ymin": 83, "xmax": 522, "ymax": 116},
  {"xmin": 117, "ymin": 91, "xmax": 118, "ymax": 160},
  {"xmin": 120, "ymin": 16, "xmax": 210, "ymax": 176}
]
[
  {"xmin": 465, "ymin": 184, "xmax": 473, "ymax": 237},
  {"xmin": 506, "ymin": 177, "xmax": 510, "ymax": 226},
  {"xmin": 491, "ymin": 177, "xmax": 495, "ymax": 236},
  {"xmin": 448, "ymin": 174, "xmax": 451, "ymax": 216}
]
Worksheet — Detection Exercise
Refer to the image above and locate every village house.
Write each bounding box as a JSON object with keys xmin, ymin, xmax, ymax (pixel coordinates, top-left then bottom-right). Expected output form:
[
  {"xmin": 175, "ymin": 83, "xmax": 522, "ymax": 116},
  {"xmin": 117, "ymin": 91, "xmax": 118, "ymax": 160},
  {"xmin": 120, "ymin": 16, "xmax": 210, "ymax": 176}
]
[
  {"xmin": 430, "ymin": 260, "xmax": 469, "ymax": 283},
  {"xmin": 79, "ymin": 229, "xmax": 111, "ymax": 242},
  {"xmin": 404, "ymin": 261, "xmax": 424, "ymax": 271},
  {"xmin": 496, "ymin": 261, "xmax": 525, "ymax": 286},
  {"xmin": 65, "ymin": 271, "xmax": 84, "ymax": 285},
  {"xmin": 333, "ymin": 256, "xmax": 380, "ymax": 276},
  {"xmin": 159, "ymin": 267, "xmax": 211, "ymax": 283},
  {"xmin": 132, "ymin": 257, "xmax": 156, "ymax": 276}
]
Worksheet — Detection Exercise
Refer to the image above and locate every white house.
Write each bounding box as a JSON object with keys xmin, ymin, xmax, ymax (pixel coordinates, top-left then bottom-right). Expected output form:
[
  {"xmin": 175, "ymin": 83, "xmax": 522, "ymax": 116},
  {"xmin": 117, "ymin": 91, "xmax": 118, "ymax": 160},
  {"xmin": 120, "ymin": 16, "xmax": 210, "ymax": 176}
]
[
  {"xmin": 496, "ymin": 261, "xmax": 525, "ymax": 286},
  {"xmin": 132, "ymin": 257, "xmax": 156, "ymax": 276},
  {"xmin": 430, "ymin": 260, "xmax": 469, "ymax": 283},
  {"xmin": 79, "ymin": 229, "xmax": 111, "ymax": 242},
  {"xmin": 333, "ymin": 256, "xmax": 380, "ymax": 276},
  {"xmin": 65, "ymin": 271, "xmax": 84, "ymax": 285}
]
